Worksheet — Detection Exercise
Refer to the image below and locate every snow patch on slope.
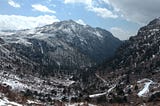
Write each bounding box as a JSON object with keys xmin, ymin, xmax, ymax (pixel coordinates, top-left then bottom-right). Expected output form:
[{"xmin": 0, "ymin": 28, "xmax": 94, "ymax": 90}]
[
  {"xmin": 1, "ymin": 78, "xmax": 28, "ymax": 91},
  {"xmin": 137, "ymin": 78, "xmax": 153, "ymax": 97},
  {"xmin": 108, "ymin": 85, "xmax": 116, "ymax": 93},
  {"xmin": 0, "ymin": 97, "xmax": 22, "ymax": 106},
  {"xmin": 66, "ymin": 102, "xmax": 96, "ymax": 106},
  {"xmin": 15, "ymin": 38, "xmax": 32, "ymax": 46},
  {"xmin": 89, "ymin": 92, "xmax": 106, "ymax": 98}
]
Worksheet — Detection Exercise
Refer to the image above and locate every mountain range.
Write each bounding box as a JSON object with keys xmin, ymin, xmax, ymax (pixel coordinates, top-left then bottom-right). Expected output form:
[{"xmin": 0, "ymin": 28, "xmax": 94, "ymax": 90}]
[
  {"xmin": 0, "ymin": 20, "xmax": 122, "ymax": 76},
  {"xmin": 0, "ymin": 20, "xmax": 122, "ymax": 105},
  {"xmin": 0, "ymin": 18, "xmax": 160, "ymax": 105}
]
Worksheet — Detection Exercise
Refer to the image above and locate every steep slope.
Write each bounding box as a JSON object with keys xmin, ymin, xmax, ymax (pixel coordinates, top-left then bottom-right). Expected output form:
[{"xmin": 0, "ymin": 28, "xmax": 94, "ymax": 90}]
[
  {"xmin": 0, "ymin": 20, "xmax": 122, "ymax": 74},
  {"xmin": 102, "ymin": 17, "xmax": 160, "ymax": 77},
  {"xmin": 36, "ymin": 20, "xmax": 121, "ymax": 63},
  {"xmin": 92, "ymin": 18, "xmax": 160, "ymax": 105},
  {"xmin": 0, "ymin": 20, "xmax": 122, "ymax": 105},
  {"xmin": 0, "ymin": 37, "xmax": 38, "ymax": 75}
]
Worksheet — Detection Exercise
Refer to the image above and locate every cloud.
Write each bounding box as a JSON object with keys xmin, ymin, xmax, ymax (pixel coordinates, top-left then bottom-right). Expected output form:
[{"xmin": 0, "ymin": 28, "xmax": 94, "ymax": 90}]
[
  {"xmin": 87, "ymin": 6, "xmax": 118, "ymax": 19},
  {"xmin": 108, "ymin": 0, "xmax": 160, "ymax": 24},
  {"xmin": 110, "ymin": 27, "xmax": 134, "ymax": 40},
  {"xmin": 32, "ymin": 4, "xmax": 56, "ymax": 13},
  {"xmin": 64, "ymin": 0, "xmax": 92, "ymax": 6},
  {"xmin": 65, "ymin": 0, "xmax": 160, "ymax": 24},
  {"xmin": 0, "ymin": 15, "xmax": 59, "ymax": 30},
  {"xmin": 102, "ymin": 0, "xmax": 110, "ymax": 4},
  {"xmin": 64, "ymin": 0, "xmax": 117, "ymax": 19},
  {"xmin": 8, "ymin": 0, "xmax": 21, "ymax": 8},
  {"xmin": 76, "ymin": 19, "xmax": 86, "ymax": 25}
]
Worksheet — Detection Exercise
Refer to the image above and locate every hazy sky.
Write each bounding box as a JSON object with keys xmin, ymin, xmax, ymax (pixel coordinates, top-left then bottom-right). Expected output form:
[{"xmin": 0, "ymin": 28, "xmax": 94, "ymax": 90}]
[{"xmin": 0, "ymin": 0, "xmax": 160, "ymax": 40}]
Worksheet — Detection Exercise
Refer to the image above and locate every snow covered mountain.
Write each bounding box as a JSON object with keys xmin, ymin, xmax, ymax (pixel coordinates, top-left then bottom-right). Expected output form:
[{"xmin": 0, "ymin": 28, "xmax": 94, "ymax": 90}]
[
  {"xmin": 0, "ymin": 20, "xmax": 122, "ymax": 105},
  {"xmin": 35, "ymin": 20, "xmax": 122, "ymax": 63},
  {"xmin": 2, "ymin": 18, "xmax": 160, "ymax": 106},
  {"xmin": 0, "ymin": 20, "xmax": 122, "ymax": 75},
  {"xmin": 1, "ymin": 18, "xmax": 160, "ymax": 105}
]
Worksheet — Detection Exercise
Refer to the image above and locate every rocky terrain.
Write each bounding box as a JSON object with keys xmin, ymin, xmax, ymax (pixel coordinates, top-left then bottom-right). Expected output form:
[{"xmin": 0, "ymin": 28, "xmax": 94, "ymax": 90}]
[
  {"xmin": 1, "ymin": 17, "xmax": 160, "ymax": 105},
  {"xmin": 90, "ymin": 18, "xmax": 160, "ymax": 105},
  {"xmin": 0, "ymin": 20, "xmax": 121, "ymax": 75},
  {"xmin": 0, "ymin": 20, "xmax": 122, "ymax": 105}
]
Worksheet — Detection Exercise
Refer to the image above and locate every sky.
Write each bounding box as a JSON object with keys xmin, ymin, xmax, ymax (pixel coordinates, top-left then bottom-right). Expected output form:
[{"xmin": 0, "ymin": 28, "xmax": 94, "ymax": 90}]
[{"xmin": 0, "ymin": 0, "xmax": 160, "ymax": 40}]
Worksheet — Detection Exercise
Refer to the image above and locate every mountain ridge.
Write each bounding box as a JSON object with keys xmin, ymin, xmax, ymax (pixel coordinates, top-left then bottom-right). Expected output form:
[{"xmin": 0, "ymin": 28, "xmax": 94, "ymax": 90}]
[
  {"xmin": 89, "ymin": 17, "xmax": 160, "ymax": 105},
  {"xmin": 1, "ymin": 18, "xmax": 160, "ymax": 105},
  {"xmin": 0, "ymin": 20, "xmax": 122, "ymax": 73}
]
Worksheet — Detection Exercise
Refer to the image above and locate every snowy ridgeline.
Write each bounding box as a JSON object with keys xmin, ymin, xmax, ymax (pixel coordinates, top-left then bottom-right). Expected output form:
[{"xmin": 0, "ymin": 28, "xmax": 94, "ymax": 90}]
[
  {"xmin": 0, "ymin": 21, "xmax": 109, "ymax": 47},
  {"xmin": 0, "ymin": 71, "xmax": 75, "ymax": 100}
]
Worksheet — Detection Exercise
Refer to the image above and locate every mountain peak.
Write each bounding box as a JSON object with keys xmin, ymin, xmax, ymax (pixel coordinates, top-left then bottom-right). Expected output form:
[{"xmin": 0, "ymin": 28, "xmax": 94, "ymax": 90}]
[
  {"xmin": 1, "ymin": 19, "xmax": 122, "ymax": 64},
  {"xmin": 68, "ymin": 19, "xmax": 76, "ymax": 23},
  {"xmin": 61, "ymin": 19, "xmax": 77, "ymax": 24},
  {"xmin": 148, "ymin": 17, "xmax": 160, "ymax": 26},
  {"xmin": 57, "ymin": 20, "xmax": 79, "ymax": 25}
]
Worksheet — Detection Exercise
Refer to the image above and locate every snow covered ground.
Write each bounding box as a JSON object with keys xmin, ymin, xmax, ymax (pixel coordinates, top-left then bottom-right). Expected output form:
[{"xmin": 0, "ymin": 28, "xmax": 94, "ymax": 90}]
[
  {"xmin": 0, "ymin": 72, "xmax": 29, "ymax": 91},
  {"xmin": 107, "ymin": 85, "xmax": 116, "ymax": 93},
  {"xmin": 89, "ymin": 84, "xmax": 116, "ymax": 98},
  {"xmin": 89, "ymin": 92, "xmax": 106, "ymax": 98},
  {"xmin": 0, "ymin": 71, "xmax": 75, "ymax": 101},
  {"xmin": 1, "ymin": 78, "xmax": 29, "ymax": 91},
  {"xmin": 65, "ymin": 102, "xmax": 96, "ymax": 106},
  {"xmin": 137, "ymin": 78, "xmax": 153, "ymax": 97},
  {"xmin": 0, "ymin": 92, "xmax": 43, "ymax": 106},
  {"xmin": 0, "ymin": 97, "xmax": 22, "ymax": 106}
]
